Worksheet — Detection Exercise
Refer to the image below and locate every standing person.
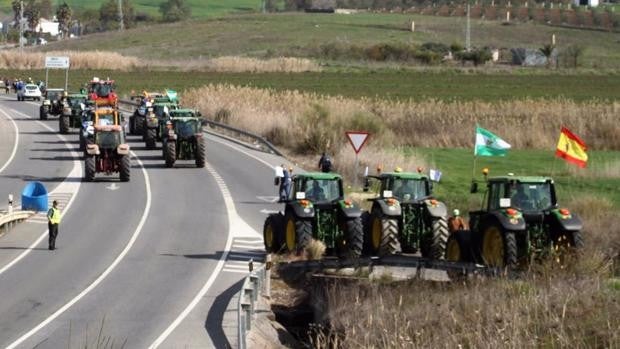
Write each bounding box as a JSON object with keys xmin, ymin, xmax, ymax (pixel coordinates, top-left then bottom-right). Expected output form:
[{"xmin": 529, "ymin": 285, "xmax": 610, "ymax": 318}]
[
  {"xmin": 318, "ymin": 152, "xmax": 332, "ymax": 173},
  {"xmin": 448, "ymin": 209, "xmax": 468, "ymax": 233},
  {"xmin": 279, "ymin": 164, "xmax": 290, "ymax": 202},
  {"xmin": 47, "ymin": 200, "xmax": 61, "ymax": 250}
]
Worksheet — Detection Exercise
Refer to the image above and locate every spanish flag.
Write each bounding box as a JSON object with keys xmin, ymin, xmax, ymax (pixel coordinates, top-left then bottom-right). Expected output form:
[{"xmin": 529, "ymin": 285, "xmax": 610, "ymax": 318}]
[{"xmin": 555, "ymin": 127, "xmax": 588, "ymax": 168}]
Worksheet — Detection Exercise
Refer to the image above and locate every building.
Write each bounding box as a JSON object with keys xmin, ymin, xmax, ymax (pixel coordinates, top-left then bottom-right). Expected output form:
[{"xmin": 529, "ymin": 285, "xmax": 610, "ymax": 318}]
[
  {"xmin": 573, "ymin": 0, "xmax": 599, "ymax": 7},
  {"xmin": 35, "ymin": 18, "xmax": 60, "ymax": 37}
]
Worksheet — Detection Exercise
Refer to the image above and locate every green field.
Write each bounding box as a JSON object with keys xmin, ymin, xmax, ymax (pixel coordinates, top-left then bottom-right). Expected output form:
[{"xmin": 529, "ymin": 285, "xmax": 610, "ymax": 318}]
[
  {"xmin": 0, "ymin": 0, "xmax": 260, "ymax": 18},
  {"xmin": 410, "ymin": 148, "xmax": 620, "ymax": 210},
  {"xmin": 9, "ymin": 69, "xmax": 619, "ymax": 102},
  {"xmin": 36, "ymin": 12, "xmax": 620, "ymax": 69}
]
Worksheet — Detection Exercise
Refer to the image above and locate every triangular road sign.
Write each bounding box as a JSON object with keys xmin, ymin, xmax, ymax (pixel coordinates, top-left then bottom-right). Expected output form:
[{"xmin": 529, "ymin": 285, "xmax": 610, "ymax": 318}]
[{"xmin": 345, "ymin": 131, "xmax": 370, "ymax": 154}]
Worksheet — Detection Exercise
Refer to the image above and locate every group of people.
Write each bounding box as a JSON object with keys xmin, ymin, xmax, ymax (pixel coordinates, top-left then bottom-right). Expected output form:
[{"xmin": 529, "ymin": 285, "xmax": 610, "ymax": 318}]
[{"xmin": 2, "ymin": 77, "xmax": 46, "ymax": 94}]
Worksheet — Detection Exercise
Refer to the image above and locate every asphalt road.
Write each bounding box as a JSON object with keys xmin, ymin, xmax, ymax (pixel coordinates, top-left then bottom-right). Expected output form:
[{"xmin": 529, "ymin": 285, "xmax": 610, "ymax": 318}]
[{"xmin": 0, "ymin": 95, "xmax": 283, "ymax": 348}]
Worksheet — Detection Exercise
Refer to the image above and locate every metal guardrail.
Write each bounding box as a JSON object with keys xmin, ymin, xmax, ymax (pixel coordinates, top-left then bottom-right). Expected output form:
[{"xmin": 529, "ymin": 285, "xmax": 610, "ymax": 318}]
[
  {"xmin": 237, "ymin": 256, "xmax": 271, "ymax": 349},
  {"xmin": 0, "ymin": 210, "xmax": 35, "ymax": 234},
  {"xmin": 117, "ymin": 99, "xmax": 283, "ymax": 156}
]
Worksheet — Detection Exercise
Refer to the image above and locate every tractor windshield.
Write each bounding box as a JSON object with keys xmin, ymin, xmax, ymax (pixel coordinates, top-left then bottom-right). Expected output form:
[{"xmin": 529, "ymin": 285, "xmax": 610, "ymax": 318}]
[
  {"xmin": 69, "ymin": 97, "xmax": 86, "ymax": 107},
  {"xmin": 390, "ymin": 178, "xmax": 428, "ymax": 201},
  {"xmin": 173, "ymin": 119, "xmax": 199, "ymax": 138},
  {"xmin": 509, "ymin": 182, "xmax": 554, "ymax": 211},
  {"xmin": 304, "ymin": 179, "xmax": 341, "ymax": 202},
  {"xmin": 47, "ymin": 91, "xmax": 63, "ymax": 100},
  {"xmin": 93, "ymin": 83, "xmax": 112, "ymax": 97},
  {"xmin": 96, "ymin": 131, "xmax": 121, "ymax": 149},
  {"xmin": 97, "ymin": 113, "xmax": 115, "ymax": 126}
]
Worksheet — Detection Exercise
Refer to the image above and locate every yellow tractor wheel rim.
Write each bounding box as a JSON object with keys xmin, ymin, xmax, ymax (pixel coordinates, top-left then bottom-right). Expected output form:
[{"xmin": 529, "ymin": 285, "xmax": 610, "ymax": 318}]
[
  {"xmin": 371, "ymin": 217, "xmax": 382, "ymax": 250},
  {"xmin": 264, "ymin": 224, "xmax": 274, "ymax": 249},
  {"xmin": 286, "ymin": 218, "xmax": 296, "ymax": 252},
  {"xmin": 446, "ymin": 238, "xmax": 461, "ymax": 262},
  {"xmin": 482, "ymin": 226, "xmax": 505, "ymax": 267}
]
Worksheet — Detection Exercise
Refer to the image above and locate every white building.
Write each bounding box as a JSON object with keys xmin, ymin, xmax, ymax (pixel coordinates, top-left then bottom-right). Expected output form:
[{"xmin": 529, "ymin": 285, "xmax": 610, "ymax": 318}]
[
  {"xmin": 35, "ymin": 18, "xmax": 60, "ymax": 37},
  {"xmin": 573, "ymin": 0, "xmax": 598, "ymax": 7}
]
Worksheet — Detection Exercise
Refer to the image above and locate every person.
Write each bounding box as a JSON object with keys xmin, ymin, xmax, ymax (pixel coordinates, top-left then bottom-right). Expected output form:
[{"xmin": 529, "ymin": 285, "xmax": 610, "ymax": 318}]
[
  {"xmin": 394, "ymin": 180, "xmax": 414, "ymax": 201},
  {"xmin": 318, "ymin": 152, "xmax": 332, "ymax": 173},
  {"xmin": 307, "ymin": 180, "xmax": 325, "ymax": 201},
  {"xmin": 47, "ymin": 200, "xmax": 61, "ymax": 250},
  {"xmin": 511, "ymin": 185, "xmax": 529, "ymax": 209},
  {"xmin": 448, "ymin": 209, "xmax": 468, "ymax": 233},
  {"xmin": 279, "ymin": 165, "xmax": 291, "ymax": 201}
]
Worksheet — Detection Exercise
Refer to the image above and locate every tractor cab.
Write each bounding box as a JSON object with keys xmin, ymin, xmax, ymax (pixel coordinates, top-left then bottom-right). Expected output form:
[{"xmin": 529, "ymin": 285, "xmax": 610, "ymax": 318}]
[
  {"xmin": 94, "ymin": 125, "xmax": 125, "ymax": 150},
  {"xmin": 166, "ymin": 109, "xmax": 202, "ymax": 139},
  {"xmin": 88, "ymin": 77, "xmax": 117, "ymax": 105},
  {"xmin": 365, "ymin": 172, "xmax": 432, "ymax": 203},
  {"xmin": 291, "ymin": 173, "xmax": 344, "ymax": 204}
]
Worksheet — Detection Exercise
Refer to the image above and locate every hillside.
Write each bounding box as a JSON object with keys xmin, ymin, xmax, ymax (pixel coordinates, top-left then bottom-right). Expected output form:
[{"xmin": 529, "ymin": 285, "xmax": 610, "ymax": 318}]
[
  {"xmin": 32, "ymin": 12, "xmax": 620, "ymax": 69},
  {"xmin": 0, "ymin": 0, "xmax": 260, "ymax": 19}
]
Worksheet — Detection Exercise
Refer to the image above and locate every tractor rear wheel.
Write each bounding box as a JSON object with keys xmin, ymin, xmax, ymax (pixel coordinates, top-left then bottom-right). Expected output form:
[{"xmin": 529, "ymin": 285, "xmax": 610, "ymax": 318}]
[
  {"xmin": 285, "ymin": 214, "xmax": 312, "ymax": 255},
  {"xmin": 119, "ymin": 155, "xmax": 130, "ymax": 182},
  {"xmin": 129, "ymin": 116, "xmax": 136, "ymax": 135},
  {"xmin": 135, "ymin": 117, "xmax": 144, "ymax": 135},
  {"xmin": 481, "ymin": 225, "xmax": 517, "ymax": 268},
  {"xmin": 145, "ymin": 128, "xmax": 157, "ymax": 149},
  {"xmin": 423, "ymin": 218, "xmax": 449, "ymax": 260},
  {"xmin": 342, "ymin": 217, "xmax": 363, "ymax": 259},
  {"xmin": 263, "ymin": 214, "xmax": 284, "ymax": 253},
  {"xmin": 446, "ymin": 230, "xmax": 472, "ymax": 280},
  {"xmin": 195, "ymin": 137, "xmax": 206, "ymax": 168},
  {"xmin": 370, "ymin": 213, "xmax": 401, "ymax": 256},
  {"xmin": 165, "ymin": 141, "xmax": 176, "ymax": 168},
  {"xmin": 59, "ymin": 115, "xmax": 70, "ymax": 134},
  {"xmin": 39, "ymin": 107, "xmax": 48, "ymax": 120},
  {"xmin": 85, "ymin": 156, "xmax": 96, "ymax": 182}
]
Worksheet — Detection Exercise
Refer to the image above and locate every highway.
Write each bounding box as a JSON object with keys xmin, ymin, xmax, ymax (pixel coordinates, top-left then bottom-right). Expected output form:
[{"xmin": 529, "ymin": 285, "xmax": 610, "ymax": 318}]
[{"xmin": 0, "ymin": 95, "xmax": 282, "ymax": 348}]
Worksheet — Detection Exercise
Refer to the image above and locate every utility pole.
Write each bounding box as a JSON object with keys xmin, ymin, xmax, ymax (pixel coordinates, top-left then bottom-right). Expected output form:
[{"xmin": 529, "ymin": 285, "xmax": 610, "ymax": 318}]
[
  {"xmin": 19, "ymin": 0, "xmax": 24, "ymax": 51},
  {"xmin": 466, "ymin": 3, "xmax": 471, "ymax": 52},
  {"xmin": 118, "ymin": 0, "xmax": 124, "ymax": 31}
]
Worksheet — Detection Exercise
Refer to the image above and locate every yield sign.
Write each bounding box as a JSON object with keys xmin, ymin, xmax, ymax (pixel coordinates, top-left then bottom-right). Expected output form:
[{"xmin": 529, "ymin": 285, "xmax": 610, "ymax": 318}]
[{"xmin": 345, "ymin": 131, "xmax": 370, "ymax": 154}]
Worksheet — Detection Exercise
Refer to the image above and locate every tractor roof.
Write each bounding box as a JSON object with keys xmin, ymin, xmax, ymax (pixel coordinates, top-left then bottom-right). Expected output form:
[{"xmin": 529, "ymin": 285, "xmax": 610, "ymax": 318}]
[
  {"xmin": 170, "ymin": 108, "xmax": 197, "ymax": 115},
  {"xmin": 379, "ymin": 172, "xmax": 428, "ymax": 180},
  {"xmin": 294, "ymin": 172, "xmax": 342, "ymax": 180},
  {"xmin": 67, "ymin": 93, "xmax": 88, "ymax": 98},
  {"xmin": 488, "ymin": 175, "xmax": 552, "ymax": 183},
  {"xmin": 46, "ymin": 88, "xmax": 65, "ymax": 92}
]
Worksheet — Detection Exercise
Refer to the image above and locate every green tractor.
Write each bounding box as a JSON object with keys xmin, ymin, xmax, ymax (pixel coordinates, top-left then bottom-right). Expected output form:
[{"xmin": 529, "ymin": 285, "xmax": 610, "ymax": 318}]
[
  {"xmin": 161, "ymin": 109, "xmax": 205, "ymax": 168},
  {"xmin": 59, "ymin": 93, "xmax": 88, "ymax": 134},
  {"xmin": 363, "ymin": 171, "xmax": 449, "ymax": 259},
  {"xmin": 446, "ymin": 173, "xmax": 584, "ymax": 268},
  {"xmin": 84, "ymin": 124, "xmax": 131, "ymax": 182},
  {"xmin": 144, "ymin": 91, "xmax": 179, "ymax": 149},
  {"xmin": 263, "ymin": 172, "xmax": 364, "ymax": 259},
  {"xmin": 39, "ymin": 88, "xmax": 65, "ymax": 120}
]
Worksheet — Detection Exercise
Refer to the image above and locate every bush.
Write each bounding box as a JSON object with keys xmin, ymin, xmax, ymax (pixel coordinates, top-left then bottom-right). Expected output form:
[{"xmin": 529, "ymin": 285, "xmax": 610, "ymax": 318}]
[
  {"xmin": 450, "ymin": 42, "xmax": 464, "ymax": 53},
  {"xmin": 456, "ymin": 48, "xmax": 493, "ymax": 66},
  {"xmin": 421, "ymin": 42, "xmax": 450, "ymax": 55}
]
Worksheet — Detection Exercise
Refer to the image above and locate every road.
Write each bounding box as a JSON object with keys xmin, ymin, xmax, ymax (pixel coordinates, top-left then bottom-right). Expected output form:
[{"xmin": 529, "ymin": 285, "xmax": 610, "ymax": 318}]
[{"xmin": 0, "ymin": 95, "xmax": 282, "ymax": 348}]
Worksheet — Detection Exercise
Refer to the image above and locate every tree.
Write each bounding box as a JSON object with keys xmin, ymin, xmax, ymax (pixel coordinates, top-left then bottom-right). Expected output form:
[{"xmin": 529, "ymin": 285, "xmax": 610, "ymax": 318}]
[
  {"xmin": 56, "ymin": 2, "xmax": 72, "ymax": 38},
  {"xmin": 25, "ymin": 0, "xmax": 41, "ymax": 34},
  {"xmin": 100, "ymin": 0, "xmax": 135, "ymax": 30},
  {"xmin": 159, "ymin": 0, "xmax": 191, "ymax": 22},
  {"xmin": 40, "ymin": 0, "xmax": 53, "ymax": 18},
  {"xmin": 11, "ymin": 0, "xmax": 22, "ymax": 28}
]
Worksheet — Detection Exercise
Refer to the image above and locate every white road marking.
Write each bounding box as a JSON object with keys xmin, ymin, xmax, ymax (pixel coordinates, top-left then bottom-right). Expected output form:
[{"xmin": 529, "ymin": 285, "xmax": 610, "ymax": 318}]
[
  {"xmin": 0, "ymin": 108, "xmax": 82, "ymax": 277},
  {"xmin": 208, "ymin": 134, "xmax": 277, "ymax": 170},
  {"xmin": 0, "ymin": 108, "xmax": 19, "ymax": 174},
  {"xmin": 6, "ymin": 151, "xmax": 151, "ymax": 349}
]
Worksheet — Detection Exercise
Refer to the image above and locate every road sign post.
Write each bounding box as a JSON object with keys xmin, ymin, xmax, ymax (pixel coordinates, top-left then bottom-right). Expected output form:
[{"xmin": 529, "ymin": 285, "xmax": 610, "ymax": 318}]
[
  {"xmin": 345, "ymin": 131, "xmax": 370, "ymax": 188},
  {"xmin": 44, "ymin": 56, "xmax": 70, "ymax": 91}
]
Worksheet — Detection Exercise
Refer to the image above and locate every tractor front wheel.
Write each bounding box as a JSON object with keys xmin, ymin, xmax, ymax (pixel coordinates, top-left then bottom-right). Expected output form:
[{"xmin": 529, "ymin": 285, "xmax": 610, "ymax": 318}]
[
  {"xmin": 85, "ymin": 156, "xmax": 96, "ymax": 182},
  {"xmin": 195, "ymin": 137, "xmax": 206, "ymax": 168},
  {"xmin": 285, "ymin": 214, "xmax": 312, "ymax": 255},
  {"xmin": 165, "ymin": 141, "xmax": 176, "ymax": 168},
  {"xmin": 119, "ymin": 155, "xmax": 130, "ymax": 182},
  {"xmin": 59, "ymin": 115, "xmax": 70, "ymax": 134},
  {"xmin": 341, "ymin": 217, "xmax": 363, "ymax": 259},
  {"xmin": 481, "ymin": 225, "xmax": 517, "ymax": 268},
  {"xmin": 369, "ymin": 213, "xmax": 401, "ymax": 256},
  {"xmin": 263, "ymin": 214, "xmax": 284, "ymax": 253},
  {"xmin": 39, "ymin": 107, "xmax": 48, "ymax": 120},
  {"xmin": 129, "ymin": 116, "xmax": 136, "ymax": 135},
  {"xmin": 422, "ymin": 218, "xmax": 449, "ymax": 260},
  {"xmin": 145, "ymin": 128, "xmax": 157, "ymax": 149}
]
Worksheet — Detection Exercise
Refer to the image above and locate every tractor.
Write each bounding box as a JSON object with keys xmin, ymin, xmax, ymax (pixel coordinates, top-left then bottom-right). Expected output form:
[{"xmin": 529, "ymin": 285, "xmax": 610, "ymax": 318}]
[
  {"xmin": 87, "ymin": 77, "xmax": 118, "ymax": 106},
  {"xmin": 79, "ymin": 100, "xmax": 122, "ymax": 152},
  {"xmin": 59, "ymin": 92, "xmax": 88, "ymax": 134},
  {"xmin": 143, "ymin": 90, "xmax": 179, "ymax": 149},
  {"xmin": 446, "ymin": 172, "xmax": 584, "ymax": 269},
  {"xmin": 263, "ymin": 172, "xmax": 364, "ymax": 259},
  {"xmin": 363, "ymin": 170, "xmax": 449, "ymax": 259},
  {"xmin": 84, "ymin": 124, "xmax": 130, "ymax": 182},
  {"xmin": 161, "ymin": 109, "xmax": 205, "ymax": 168},
  {"xmin": 39, "ymin": 88, "xmax": 65, "ymax": 120}
]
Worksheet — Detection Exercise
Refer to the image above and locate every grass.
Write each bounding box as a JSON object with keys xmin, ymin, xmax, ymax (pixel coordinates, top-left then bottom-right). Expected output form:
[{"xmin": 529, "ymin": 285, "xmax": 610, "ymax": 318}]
[
  {"xmin": 33, "ymin": 12, "xmax": 620, "ymax": 68},
  {"xmin": 0, "ymin": 0, "xmax": 259, "ymax": 19},
  {"xmin": 6, "ymin": 69, "xmax": 620, "ymax": 102}
]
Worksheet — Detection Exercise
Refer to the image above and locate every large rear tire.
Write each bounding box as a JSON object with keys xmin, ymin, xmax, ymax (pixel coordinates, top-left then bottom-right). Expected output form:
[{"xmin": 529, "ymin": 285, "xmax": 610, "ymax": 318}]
[
  {"xmin": 285, "ymin": 214, "xmax": 313, "ymax": 254},
  {"xmin": 119, "ymin": 155, "xmax": 130, "ymax": 182},
  {"xmin": 59, "ymin": 115, "xmax": 70, "ymax": 134},
  {"xmin": 135, "ymin": 116, "xmax": 144, "ymax": 135},
  {"xmin": 39, "ymin": 107, "xmax": 48, "ymax": 120},
  {"xmin": 369, "ymin": 212, "xmax": 401, "ymax": 256},
  {"xmin": 165, "ymin": 141, "xmax": 176, "ymax": 168},
  {"xmin": 263, "ymin": 214, "xmax": 284, "ymax": 253},
  {"xmin": 195, "ymin": 137, "xmax": 206, "ymax": 168},
  {"xmin": 423, "ymin": 217, "xmax": 449, "ymax": 260},
  {"xmin": 446, "ymin": 230, "xmax": 472, "ymax": 280},
  {"xmin": 145, "ymin": 128, "xmax": 157, "ymax": 149},
  {"xmin": 85, "ymin": 156, "xmax": 96, "ymax": 182},
  {"xmin": 342, "ymin": 217, "xmax": 363, "ymax": 259},
  {"xmin": 129, "ymin": 116, "xmax": 136, "ymax": 135},
  {"xmin": 481, "ymin": 225, "xmax": 517, "ymax": 268}
]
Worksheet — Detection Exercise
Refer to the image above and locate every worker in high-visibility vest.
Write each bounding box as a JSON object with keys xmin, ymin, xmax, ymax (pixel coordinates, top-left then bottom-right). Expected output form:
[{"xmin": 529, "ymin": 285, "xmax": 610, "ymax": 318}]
[{"xmin": 47, "ymin": 200, "xmax": 61, "ymax": 250}]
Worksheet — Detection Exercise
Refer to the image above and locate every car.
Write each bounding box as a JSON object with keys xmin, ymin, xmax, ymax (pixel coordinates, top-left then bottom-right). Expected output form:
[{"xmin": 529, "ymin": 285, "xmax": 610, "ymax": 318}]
[{"xmin": 17, "ymin": 84, "xmax": 42, "ymax": 101}]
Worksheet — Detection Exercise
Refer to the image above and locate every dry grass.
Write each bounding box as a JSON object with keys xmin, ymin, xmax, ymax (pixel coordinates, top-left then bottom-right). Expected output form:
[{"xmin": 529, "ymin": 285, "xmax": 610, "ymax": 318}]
[
  {"xmin": 153, "ymin": 56, "xmax": 321, "ymax": 73},
  {"xmin": 0, "ymin": 50, "xmax": 141, "ymax": 70},
  {"xmin": 304, "ymin": 198, "xmax": 620, "ymax": 348},
  {"xmin": 305, "ymin": 239, "xmax": 327, "ymax": 260}
]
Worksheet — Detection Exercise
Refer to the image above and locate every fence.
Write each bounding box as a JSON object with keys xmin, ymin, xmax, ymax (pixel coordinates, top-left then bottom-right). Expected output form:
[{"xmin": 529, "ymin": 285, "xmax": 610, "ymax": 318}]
[{"xmin": 237, "ymin": 255, "xmax": 272, "ymax": 349}]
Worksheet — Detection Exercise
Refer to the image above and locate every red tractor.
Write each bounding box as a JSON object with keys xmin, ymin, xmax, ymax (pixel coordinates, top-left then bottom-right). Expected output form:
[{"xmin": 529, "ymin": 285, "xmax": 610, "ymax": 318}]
[
  {"xmin": 88, "ymin": 77, "xmax": 118, "ymax": 106},
  {"xmin": 84, "ymin": 125, "xmax": 131, "ymax": 182}
]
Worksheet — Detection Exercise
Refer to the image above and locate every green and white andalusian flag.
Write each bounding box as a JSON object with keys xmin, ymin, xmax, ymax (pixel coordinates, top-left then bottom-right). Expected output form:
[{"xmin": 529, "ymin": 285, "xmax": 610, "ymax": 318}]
[{"xmin": 474, "ymin": 126, "xmax": 511, "ymax": 156}]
